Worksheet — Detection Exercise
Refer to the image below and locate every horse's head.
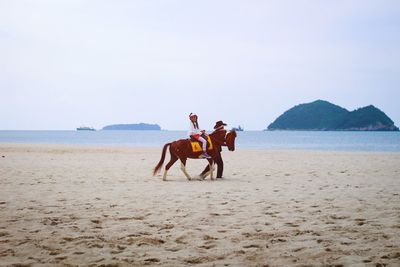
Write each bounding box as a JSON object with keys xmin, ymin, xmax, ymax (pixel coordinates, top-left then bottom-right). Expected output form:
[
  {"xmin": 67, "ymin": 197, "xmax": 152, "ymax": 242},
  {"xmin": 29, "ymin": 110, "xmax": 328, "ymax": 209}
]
[{"xmin": 225, "ymin": 130, "xmax": 237, "ymax": 151}]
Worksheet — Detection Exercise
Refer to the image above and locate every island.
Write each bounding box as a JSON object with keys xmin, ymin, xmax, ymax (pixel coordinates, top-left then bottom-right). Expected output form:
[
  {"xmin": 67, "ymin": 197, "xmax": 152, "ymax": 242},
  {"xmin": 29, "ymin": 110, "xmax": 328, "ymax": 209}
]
[
  {"xmin": 267, "ymin": 100, "xmax": 399, "ymax": 131},
  {"xmin": 102, "ymin": 123, "xmax": 161, "ymax": 130}
]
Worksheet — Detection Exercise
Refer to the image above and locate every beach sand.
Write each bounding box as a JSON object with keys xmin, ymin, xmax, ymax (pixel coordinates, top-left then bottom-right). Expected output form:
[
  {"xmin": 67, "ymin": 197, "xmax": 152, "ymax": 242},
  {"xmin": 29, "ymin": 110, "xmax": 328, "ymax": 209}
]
[{"xmin": 0, "ymin": 143, "xmax": 399, "ymax": 266}]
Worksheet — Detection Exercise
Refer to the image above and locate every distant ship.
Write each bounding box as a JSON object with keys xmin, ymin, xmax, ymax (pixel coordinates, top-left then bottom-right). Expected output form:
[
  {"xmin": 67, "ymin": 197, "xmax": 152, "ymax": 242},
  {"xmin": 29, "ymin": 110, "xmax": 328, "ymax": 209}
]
[
  {"xmin": 232, "ymin": 125, "xmax": 244, "ymax": 131},
  {"xmin": 76, "ymin": 126, "xmax": 96, "ymax": 131}
]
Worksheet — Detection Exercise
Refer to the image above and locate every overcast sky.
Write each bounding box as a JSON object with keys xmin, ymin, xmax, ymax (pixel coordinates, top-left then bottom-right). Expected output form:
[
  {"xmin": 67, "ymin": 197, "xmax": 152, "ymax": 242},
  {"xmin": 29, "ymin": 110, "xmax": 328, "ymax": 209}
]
[{"xmin": 1, "ymin": 0, "xmax": 399, "ymax": 130}]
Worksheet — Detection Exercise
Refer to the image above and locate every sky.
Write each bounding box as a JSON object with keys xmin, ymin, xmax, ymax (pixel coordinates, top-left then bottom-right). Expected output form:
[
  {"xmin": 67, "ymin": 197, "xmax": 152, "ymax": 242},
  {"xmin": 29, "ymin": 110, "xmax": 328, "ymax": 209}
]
[{"xmin": 1, "ymin": 0, "xmax": 400, "ymax": 130}]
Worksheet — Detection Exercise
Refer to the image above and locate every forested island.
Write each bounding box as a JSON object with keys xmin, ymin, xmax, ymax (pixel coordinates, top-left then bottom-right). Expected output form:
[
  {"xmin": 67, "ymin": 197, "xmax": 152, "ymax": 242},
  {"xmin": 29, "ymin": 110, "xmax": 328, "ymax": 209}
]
[
  {"xmin": 267, "ymin": 100, "xmax": 398, "ymax": 131},
  {"xmin": 102, "ymin": 123, "xmax": 161, "ymax": 130}
]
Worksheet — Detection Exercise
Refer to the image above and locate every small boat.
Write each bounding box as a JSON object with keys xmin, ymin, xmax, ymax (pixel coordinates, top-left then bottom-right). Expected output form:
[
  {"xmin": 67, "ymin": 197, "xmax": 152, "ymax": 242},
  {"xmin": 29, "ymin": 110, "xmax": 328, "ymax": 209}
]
[
  {"xmin": 76, "ymin": 126, "xmax": 96, "ymax": 131},
  {"xmin": 232, "ymin": 125, "xmax": 244, "ymax": 131}
]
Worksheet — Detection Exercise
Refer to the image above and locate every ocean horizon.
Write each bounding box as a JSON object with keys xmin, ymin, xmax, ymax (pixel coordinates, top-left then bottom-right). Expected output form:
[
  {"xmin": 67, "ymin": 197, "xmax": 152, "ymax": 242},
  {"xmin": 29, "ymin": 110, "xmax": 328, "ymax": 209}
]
[{"xmin": 0, "ymin": 130, "xmax": 399, "ymax": 152}]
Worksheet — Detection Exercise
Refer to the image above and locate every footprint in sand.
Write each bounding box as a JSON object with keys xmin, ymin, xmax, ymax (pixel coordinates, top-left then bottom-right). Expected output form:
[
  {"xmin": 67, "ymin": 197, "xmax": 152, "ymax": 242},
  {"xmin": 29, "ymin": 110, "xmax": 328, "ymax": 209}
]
[
  {"xmin": 0, "ymin": 249, "xmax": 15, "ymax": 257},
  {"xmin": 126, "ymin": 232, "xmax": 151, "ymax": 238},
  {"xmin": 264, "ymin": 211, "xmax": 279, "ymax": 217},
  {"xmin": 62, "ymin": 237, "xmax": 75, "ymax": 242},
  {"xmin": 144, "ymin": 258, "xmax": 161, "ymax": 263},
  {"xmin": 203, "ymin": 235, "xmax": 218, "ymax": 241},
  {"xmin": 381, "ymin": 252, "xmax": 400, "ymax": 259},
  {"xmin": 132, "ymin": 215, "xmax": 146, "ymax": 220},
  {"xmin": 118, "ymin": 216, "xmax": 135, "ymax": 221},
  {"xmin": 199, "ymin": 243, "xmax": 217, "ymax": 250},
  {"xmin": 175, "ymin": 236, "xmax": 188, "ymax": 245},
  {"xmin": 42, "ymin": 217, "xmax": 62, "ymax": 226},
  {"xmin": 270, "ymin": 238, "xmax": 286, "ymax": 243},
  {"xmin": 89, "ymin": 243, "xmax": 104, "ymax": 248},
  {"xmin": 293, "ymin": 247, "xmax": 306, "ymax": 252},
  {"xmin": 243, "ymin": 244, "xmax": 262, "ymax": 249},
  {"xmin": 90, "ymin": 219, "xmax": 101, "ymax": 224},
  {"xmin": 158, "ymin": 224, "xmax": 175, "ymax": 231},
  {"xmin": 184, "ymin": 256, "xmax": 217, "ymax": 264},
  {"xmin": 284, "ymin": 222, "xmax": 300, "ymax": 227},
  {"xmin": 165, "ymin": 246, "xmax": 181, "ymax": 252},
  {"xmin": 355, "ymin": 218, "xmax": 366, "ymax": 226},
  {"xmin": 49, "ymin": 249, "xmax": 61, "ymax": 255},
  {"xmin": 330, "ymin": 215, "xmax": 349, "ymax": 220},
  {"xmin": 0, "ymin": 231, "xmax": 10, "ymax": 237},
  {"xmin": 137, "ymin": 237, "xmax": 165, "ymax": 246}
]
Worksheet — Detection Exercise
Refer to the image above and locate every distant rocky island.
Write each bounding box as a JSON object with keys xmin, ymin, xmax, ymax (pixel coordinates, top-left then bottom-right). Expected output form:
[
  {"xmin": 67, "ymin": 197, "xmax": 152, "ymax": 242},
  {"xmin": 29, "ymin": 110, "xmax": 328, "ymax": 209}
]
[
  {"xmin": 102, "ymin": 123, "xmax": 161, "ymax": 130},
  {"xmin": 267, "ymin": 100, "xmax": 399, "ymax": 131}
]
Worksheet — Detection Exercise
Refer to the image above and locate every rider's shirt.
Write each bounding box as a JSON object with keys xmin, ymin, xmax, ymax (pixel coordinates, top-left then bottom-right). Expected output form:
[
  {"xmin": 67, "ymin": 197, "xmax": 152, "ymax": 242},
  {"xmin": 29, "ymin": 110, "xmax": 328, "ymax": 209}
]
[{"xmin": 188, "ymin": 122, "xmax": 202, "ymax": 137}]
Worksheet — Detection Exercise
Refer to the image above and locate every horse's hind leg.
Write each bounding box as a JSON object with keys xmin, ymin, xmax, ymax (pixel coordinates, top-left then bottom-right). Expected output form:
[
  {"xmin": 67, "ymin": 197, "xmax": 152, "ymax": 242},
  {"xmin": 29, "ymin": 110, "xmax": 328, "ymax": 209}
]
[
  {"xmin": 163, "ymin": 153, "xmax": 178, "ymax": 181},
  {"xmin": 180, "ymin": 158, "xmax": 192, "ymax": 181}
]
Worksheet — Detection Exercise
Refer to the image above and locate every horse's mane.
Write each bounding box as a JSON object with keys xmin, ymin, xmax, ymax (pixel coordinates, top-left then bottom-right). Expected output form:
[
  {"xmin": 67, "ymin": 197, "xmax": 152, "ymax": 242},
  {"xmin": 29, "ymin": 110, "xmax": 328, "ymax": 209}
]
[{"xmin": 209, "ymin": 129, "xmax": 227, "ymax": 146}]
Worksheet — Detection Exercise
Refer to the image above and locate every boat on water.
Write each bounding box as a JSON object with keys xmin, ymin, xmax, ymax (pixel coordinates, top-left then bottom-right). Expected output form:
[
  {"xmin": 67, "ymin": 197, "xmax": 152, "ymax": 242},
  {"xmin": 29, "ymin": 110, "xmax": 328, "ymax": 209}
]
[
  {"xmin": 232, "ymin": 125, "xmax": 244, "ymax": 131},
  {"xmin": 76, "ymin": 126, "xmax": 96, "ymax": 131}
]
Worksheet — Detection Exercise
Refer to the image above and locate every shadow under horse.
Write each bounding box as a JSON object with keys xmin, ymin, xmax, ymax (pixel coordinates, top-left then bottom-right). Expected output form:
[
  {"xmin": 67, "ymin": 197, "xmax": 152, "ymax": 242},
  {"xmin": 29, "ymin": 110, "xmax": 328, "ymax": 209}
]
[{"xmin": 153, "ymin": 130, "xmax": 237, "ymax": 181}]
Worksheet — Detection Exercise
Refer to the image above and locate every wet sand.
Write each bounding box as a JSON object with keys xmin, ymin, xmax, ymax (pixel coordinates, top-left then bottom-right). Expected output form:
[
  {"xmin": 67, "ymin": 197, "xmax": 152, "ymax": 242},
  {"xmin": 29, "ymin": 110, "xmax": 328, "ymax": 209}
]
[{"xmin": 0, "ymin": 143, "xmax": 399, "ymax": 266}]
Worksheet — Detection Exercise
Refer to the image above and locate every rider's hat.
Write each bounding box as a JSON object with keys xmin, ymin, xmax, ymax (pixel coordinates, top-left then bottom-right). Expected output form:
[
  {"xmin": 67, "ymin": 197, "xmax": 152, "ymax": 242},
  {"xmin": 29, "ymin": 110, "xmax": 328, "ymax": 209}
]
[
  {"xmin": 214, "ymin": 120, "xmax": 227, "ymax": 129},
  {"xmin": 189, "ymin": 113, "xmax": 198, "ymax": 120}
]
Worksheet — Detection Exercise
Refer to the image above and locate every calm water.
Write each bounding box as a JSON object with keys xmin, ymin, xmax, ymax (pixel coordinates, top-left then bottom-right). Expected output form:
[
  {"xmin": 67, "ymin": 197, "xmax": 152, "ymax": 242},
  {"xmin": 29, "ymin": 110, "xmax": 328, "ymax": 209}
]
[{"xmin": 1, "ymin": 130, "xmax": 400, "ymax": 152}]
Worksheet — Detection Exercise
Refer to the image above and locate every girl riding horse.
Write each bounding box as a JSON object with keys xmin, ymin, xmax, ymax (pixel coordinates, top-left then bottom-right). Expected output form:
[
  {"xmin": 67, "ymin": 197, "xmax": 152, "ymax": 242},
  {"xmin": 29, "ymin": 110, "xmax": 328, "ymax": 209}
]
[{"xmin": 188, "ymin": 113, "xmax": 211, "ymax": 159}]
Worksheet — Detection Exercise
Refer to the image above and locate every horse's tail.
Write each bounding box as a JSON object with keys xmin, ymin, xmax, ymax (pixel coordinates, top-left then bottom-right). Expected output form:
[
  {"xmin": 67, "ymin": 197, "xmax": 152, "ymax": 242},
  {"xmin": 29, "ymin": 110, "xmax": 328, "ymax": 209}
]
[{"xmin": 153, "ymin": 143, "xmax": 171, "ymax": 176}]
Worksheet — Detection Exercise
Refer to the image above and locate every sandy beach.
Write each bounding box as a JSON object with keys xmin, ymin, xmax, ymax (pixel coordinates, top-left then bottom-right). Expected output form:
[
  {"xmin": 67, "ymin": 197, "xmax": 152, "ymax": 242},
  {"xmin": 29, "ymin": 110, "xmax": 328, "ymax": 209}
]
[{"xmin": 0, "ymin": 143, "xmax": 399, "ymax": 266}]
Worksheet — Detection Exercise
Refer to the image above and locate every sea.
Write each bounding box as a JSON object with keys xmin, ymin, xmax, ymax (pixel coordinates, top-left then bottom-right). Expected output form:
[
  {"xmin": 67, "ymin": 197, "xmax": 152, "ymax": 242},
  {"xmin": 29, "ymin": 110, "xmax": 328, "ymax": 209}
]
[{"xmin": 0, "ymin": 130, "xmax": 399, "ymax": 152}]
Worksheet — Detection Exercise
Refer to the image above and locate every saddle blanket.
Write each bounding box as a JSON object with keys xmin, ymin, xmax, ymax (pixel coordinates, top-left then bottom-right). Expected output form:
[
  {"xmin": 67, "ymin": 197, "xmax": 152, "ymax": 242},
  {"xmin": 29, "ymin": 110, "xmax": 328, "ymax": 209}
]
[{"xmin": 191, "ymin": 136, "xmax": 213, "ymax": 152}]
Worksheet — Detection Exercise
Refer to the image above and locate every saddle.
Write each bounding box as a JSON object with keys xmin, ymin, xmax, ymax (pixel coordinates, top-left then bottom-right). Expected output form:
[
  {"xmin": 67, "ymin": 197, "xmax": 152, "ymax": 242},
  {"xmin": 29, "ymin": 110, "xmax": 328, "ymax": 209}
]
[{"xmin": 189, "ymin": 135, "xmax": 213, "ymax": 152}]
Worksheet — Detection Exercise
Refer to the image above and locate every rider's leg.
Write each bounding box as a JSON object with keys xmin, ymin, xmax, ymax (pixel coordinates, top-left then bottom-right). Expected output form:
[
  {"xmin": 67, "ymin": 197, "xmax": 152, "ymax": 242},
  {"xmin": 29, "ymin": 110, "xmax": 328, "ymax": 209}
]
[
  {"xmin": 197, "ymin": 136, "xmax": 210, "ymax": 158},
  {"xmin": 198, "ymin": 136, "xmax": 207, "ymax": 152}
]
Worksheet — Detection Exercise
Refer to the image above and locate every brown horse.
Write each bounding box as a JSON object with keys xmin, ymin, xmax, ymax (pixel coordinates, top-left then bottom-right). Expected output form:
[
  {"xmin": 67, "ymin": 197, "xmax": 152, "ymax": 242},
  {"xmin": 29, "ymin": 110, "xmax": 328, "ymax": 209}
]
[
  {"xmin": 153, "ymin": 130, "xmax": 237, "ymax": 181},
  {"xmin": 200, "ymin": 128, "xmax": 238, "ymax": 178}
]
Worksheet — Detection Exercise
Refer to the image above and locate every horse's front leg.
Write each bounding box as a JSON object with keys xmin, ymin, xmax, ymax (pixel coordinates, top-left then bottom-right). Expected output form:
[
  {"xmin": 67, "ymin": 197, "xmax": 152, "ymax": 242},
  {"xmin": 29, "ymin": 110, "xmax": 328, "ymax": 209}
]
[
  {"xmin": 200, "ymin": 161, "xmax": 215, "ymax": 180},
  {"xmin": 180, "ymin": 158, "xmax": 192, "ymax": 181},
  {"xmin": 206, "ymin": 158, "xmax": 214, "ymax": 180},
  {"xmin": 200, "ymin": 165, "xmax": 210, "ymax": 179}
]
